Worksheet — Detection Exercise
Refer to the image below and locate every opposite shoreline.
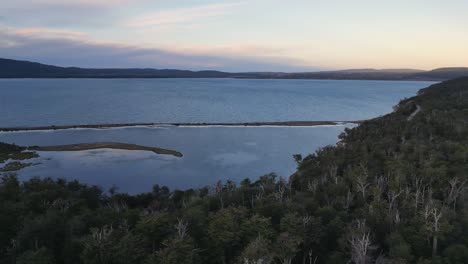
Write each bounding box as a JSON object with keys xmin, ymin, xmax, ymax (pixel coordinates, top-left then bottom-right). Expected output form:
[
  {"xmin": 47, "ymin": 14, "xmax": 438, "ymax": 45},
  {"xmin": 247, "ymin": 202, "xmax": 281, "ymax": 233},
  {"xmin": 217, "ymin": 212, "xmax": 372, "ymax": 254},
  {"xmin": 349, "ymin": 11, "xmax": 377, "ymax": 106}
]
[{"xmin": 0, "ymin": 121, "xmax": 363, "ymax": 132}]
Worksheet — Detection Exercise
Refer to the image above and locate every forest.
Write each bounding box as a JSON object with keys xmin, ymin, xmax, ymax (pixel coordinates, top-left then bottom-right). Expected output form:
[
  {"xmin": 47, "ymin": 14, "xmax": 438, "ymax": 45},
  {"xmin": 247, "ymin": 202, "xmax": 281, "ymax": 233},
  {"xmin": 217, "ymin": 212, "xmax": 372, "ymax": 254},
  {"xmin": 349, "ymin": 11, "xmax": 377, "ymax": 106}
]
[
  {"xmin": 2, "ymin": 58, "xmax": 468, "ymax": 81},
  {"xmin": 0, "ymin": 77, "xmax": 467, "ymax": 263}
]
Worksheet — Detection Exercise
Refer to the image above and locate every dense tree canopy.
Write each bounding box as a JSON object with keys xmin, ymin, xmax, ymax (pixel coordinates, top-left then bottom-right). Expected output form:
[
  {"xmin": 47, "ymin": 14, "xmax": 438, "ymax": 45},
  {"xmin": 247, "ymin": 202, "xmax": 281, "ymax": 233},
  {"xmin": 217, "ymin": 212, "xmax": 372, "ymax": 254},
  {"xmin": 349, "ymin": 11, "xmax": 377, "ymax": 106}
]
[{"xmin": 0, "ymin": 78, "xmax": 467, "ymax": 263}]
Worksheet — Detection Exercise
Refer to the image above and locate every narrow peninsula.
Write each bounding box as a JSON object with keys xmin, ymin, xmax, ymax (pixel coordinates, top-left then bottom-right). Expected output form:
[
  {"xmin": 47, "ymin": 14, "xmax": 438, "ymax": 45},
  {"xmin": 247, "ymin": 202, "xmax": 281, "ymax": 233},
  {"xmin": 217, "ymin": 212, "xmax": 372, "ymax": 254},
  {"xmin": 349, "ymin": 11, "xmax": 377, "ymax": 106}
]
[
  {"xmin": 29, "ymin": 142, "xmax": 183, "ymax": 157},
  {"xmin": 0, "ymin": 120, "xmax": 361, "ymax": 132}
]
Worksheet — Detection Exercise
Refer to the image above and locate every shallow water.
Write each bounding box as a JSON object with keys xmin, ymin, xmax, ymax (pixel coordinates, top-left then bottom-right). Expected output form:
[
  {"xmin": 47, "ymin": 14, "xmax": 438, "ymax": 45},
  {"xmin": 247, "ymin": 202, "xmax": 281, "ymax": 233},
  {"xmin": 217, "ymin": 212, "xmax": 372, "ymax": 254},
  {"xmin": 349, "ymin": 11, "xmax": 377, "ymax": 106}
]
[{"xmin": 0, "ymin": 125, "xmax": 352, "ymax": 193}]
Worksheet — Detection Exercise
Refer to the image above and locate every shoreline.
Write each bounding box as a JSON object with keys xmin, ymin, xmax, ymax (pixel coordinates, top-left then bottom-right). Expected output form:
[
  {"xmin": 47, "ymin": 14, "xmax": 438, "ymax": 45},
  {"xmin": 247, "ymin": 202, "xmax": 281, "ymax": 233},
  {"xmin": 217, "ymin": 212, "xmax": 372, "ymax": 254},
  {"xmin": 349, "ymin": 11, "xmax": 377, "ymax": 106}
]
[
  {"xmin": 28, "ymin": 142, "xmax": 183, "ymax": 157},
  {"xmin": 0, "ymin": 121, "xmax": 363, "ymax": 132},
  {"xmin": 0, "ymin": 77, "xmax": 439, "ymax": 82}
]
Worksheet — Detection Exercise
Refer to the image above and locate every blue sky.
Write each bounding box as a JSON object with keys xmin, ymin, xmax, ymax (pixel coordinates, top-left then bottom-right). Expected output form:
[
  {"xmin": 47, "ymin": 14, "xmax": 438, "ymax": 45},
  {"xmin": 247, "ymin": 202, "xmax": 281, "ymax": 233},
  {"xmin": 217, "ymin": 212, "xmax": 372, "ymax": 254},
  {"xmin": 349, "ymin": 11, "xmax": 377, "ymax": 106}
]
[{"xmin": 1, "ymin": 0, "xmax": 467, "ymax": 71}]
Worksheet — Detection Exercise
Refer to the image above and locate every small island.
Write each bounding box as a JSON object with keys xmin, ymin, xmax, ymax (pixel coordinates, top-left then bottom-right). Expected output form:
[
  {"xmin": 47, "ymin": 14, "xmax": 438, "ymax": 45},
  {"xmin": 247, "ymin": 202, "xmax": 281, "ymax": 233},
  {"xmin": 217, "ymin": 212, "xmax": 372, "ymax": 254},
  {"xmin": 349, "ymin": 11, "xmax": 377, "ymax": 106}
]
[{"xmin": 28, "ymin": 142, "xmax": 183, "ymax": 157}]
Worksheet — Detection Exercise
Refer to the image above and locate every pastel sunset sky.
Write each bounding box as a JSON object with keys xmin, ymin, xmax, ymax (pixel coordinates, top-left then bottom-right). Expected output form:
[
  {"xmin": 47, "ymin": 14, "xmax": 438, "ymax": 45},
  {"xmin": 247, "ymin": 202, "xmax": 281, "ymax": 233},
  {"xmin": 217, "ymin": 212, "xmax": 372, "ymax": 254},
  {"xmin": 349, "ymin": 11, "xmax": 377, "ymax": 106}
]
[{"xmin": 1, "ymin": 0, "xmax": 467, "ymax": 71}]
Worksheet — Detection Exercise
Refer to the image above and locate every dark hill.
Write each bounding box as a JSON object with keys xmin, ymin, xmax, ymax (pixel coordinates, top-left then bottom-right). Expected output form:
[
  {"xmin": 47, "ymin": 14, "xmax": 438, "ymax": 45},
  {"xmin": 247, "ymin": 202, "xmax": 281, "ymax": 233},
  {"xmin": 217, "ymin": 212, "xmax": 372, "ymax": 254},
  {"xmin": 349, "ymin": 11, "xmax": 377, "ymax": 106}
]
[
  {"xmin": 411, "ymin": 67, "xmax": 468, "ymax": 80},
  {"xmin": 1, "ymin": 57, "xmax": 468, "ymax": 80},
  {"xmin": 0, "ymin": 58, "xmax": 233, "ymax": 78}
]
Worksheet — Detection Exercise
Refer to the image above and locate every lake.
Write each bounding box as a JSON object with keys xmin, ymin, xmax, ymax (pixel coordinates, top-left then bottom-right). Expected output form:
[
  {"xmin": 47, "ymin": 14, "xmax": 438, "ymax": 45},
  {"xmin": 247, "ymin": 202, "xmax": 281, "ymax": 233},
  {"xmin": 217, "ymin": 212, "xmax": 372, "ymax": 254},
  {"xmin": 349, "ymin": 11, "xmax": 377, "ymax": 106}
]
[
  {"xmin": 0, "ymin": 79, "xmax": 434, "ymax": 193},
  {"xmin": 0, "ymin": 79, "xmax": 433, "ymax": 126}
]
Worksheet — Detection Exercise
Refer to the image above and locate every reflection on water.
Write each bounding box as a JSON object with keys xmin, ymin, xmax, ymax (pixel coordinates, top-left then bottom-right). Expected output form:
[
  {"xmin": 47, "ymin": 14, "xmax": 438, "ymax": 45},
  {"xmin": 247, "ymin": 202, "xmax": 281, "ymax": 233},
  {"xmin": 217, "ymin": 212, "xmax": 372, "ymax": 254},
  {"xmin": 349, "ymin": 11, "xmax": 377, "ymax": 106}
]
[{"xmin": 0, "ymin": 125, "xmax": 353, "ymax": 193}]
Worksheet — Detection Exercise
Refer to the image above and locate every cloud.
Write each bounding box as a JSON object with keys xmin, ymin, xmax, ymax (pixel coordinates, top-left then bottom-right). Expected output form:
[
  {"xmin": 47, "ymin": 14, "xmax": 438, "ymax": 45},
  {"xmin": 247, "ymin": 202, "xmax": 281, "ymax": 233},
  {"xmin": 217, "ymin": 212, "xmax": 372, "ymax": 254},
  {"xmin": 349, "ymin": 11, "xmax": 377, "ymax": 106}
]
[
  {"xmin": 163, "ymin": 43, "xmax": 293, "ymax": 59},
  {"xmin": 1, "ymin": 0, "xmax": 140, "ymax": 28},
  {"xmin": 12, "ymin": 27, "xmax": 89, "ymax": 40},
  {"xmin": 3, "ymin": 0, "xmax": 139, "ymax": 9},
  {"xmin": 0, "ymin": 26, "xmax": 314, "ymax": 72},
  {"xmin": 128, "ymin": 2, "xmax": 244, "ymax": 27}
]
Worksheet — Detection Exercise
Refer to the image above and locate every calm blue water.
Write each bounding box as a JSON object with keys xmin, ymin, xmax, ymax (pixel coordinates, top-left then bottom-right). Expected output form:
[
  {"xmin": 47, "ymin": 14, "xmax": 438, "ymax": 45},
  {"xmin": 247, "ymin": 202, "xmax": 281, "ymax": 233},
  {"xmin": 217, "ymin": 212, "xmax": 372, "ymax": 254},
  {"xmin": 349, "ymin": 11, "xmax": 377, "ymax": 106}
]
[
  {"xmin": 0, "ymin": 79, "xmax": 434, "ymax": 192},
  {"xmin": 0, "ymin": 79, "xmax": 433, "ymax": 127},
  {"xmin": 0, "ymin": 125, "xmax": 351, "ymax": 193}
]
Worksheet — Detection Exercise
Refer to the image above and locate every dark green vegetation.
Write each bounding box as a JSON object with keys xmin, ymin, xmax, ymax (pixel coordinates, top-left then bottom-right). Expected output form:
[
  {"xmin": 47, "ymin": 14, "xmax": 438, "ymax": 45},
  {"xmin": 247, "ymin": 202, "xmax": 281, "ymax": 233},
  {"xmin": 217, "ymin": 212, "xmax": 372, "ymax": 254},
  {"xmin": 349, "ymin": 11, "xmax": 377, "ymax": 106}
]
[
  {"xmin": 0, "ymin": 162, "xmax": 33, "ymax": 172},
  {"xmin": 0, "ymin": 143, "xmax": 38, "ymax": 171},
  {"xmin": 0, "ymin": 78, "xmax": 467, "ymax": 263},
  {"xmin": 2, "ymin": 58, "xmax": 468, "ymax": 80}
]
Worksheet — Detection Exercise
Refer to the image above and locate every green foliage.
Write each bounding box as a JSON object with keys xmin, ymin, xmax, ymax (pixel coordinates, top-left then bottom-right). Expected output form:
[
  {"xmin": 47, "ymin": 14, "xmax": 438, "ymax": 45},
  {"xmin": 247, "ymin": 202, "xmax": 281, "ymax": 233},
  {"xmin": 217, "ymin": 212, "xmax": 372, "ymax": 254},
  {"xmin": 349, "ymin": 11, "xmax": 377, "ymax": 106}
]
[
  {"xmin": 0, "ymin": 142, "xmax": 38, "ymax": 169},
  {"xmin": 16, "ymin": 247, "xmax": 55, "ymax": 264},
  {"xmin": 0, "ymin": 78, "xmax": 467, "ymax": 263},
  {"xmin": 240, "ymin": 236, "xmax": 273, "ymax": 264},
  {"xmin": 0, "ymin": 161, "xmax": 33, "ymax": 172}
]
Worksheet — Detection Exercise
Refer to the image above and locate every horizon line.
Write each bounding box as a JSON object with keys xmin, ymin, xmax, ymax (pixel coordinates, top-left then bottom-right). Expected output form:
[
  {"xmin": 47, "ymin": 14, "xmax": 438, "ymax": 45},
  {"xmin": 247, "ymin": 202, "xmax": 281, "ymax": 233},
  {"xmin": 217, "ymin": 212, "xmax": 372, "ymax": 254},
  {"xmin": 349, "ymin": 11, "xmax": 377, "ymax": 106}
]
[{"xmin": 2, "ymin": 57, "xmax": 468, "ymax": 73}]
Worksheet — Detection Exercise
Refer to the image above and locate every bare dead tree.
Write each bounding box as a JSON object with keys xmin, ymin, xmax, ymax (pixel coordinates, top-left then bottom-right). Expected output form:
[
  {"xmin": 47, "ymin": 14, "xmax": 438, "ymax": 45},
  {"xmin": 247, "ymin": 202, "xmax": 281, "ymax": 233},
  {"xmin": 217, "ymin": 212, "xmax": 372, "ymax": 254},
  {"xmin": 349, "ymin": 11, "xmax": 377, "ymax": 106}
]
[
  {"xmin": 446, "ymin": 177, "xmax": 466, "ymax": 208},
  {"xmin": 302, "ymin": 214, "xmax": 312, "ymax": 229},
  {"xmin": 6, "ymin": 238, "xmax": 18, "ymax": 263},
  {"xmin": 89, "ymin": 225, "xmax": 114, "ymax": 264},
  {"xmin": 348, "ymin": 220, "xmax": 374, "ymax": 264},
  {"xmin": 50, "ymin": 198, "xmax": 72, "ymax": 213},
  {"xmin": 430, "ymin": 205, "xmax": 443, "ymax": 258},
  {"xmin": 175, "ymin": 218, "xmax": 188, "ymax": 240},
  {"xmin": 242, "ymin": 236, "xmax": 273, "ymax": 264},
  {"xmin": 387, "ymin": 189, "xmax": 403, "ymax": 213},
  {"xmin": 359, "ymin": 163, "xmax": 369, "ymax": 178},
  {"xmin": 356, "ymin": 175, "xmax": 370, "ymax": 200},
  {"xmin": 320, "ymin": 174, "xmax": 328, "ymax": 185},
  {"xmin": 106, "ymin": 200, "xmax": 128, "ymax": 213},
  {"xmin": 344, "ymin": 190, "xmax": 354, "ymax": 211},
  {"xmin": 423, "ymin": 201, "xmax": 445, "ymax": 258},
  {"xmin": 308, "ymin": 250, "xmax": 318, "ymax": 264},
  {"xmin": 274, "ymin": 184, "xmax": 286, "ymax": 202},
  {"xmin": 413, "ymin": 177, "xmax": 426, "ymax": 212},
  {"xmin": 422, "ymin": 187, "xmax": 433, "ymax": 209},
  {"xmin": 327, "ymin": 163, "xmax": 339, "ymax": 185},
  {"xmin": 393, "ymin": 209, "xmax": 401, "ymax": 225},
  {"xmin": 92, "ymin": 225, "xmax": 113, "ymax": 242},
  {"xmin": 422, "ymin": 203, "xmax": 431, "ymax": 225},
  {"xmin": 307, "ymin": 180, "xmax": 318, "ymax": 194},
  {"xmin": 250, "ymin": 194, "xmax": 256, "ymax": 209},
  {"xmin": 250, "ymin": 185, "xmax": 265, "ymax": 208},
  {"xmin": 117, "ymin": 219, "xmax": 129, "ymax": 233},
  {"xmin": 375, "ymin": 175, "xmax": 388, "ymax": 191},
  {"xmin": 275, "ymin": 232, "xmax": 301, "ymax": 264}
]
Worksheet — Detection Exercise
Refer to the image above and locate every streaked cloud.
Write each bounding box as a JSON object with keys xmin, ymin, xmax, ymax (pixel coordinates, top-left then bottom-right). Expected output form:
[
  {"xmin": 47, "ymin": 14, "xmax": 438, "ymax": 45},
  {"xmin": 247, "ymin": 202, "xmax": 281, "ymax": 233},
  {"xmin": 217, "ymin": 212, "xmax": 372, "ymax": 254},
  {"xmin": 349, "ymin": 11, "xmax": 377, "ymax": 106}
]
[
  {"xmin": 0, "ymin": 1, "xmax": 467, "ymax": 70},
  {"xmin": 3, "ymin": 0, "xmax": 139, "ymax": 9},
  {"xmin": 128, "ymin": 2, "xmax": 244, "ymax": 27},
  {"xmin": 11, "ymin": 27, "xmax": 89, "ymax": 40},
  {"xmin": 1, "ymin": 0, "xmax": 140, "ymax": 28},
  {"xmin": 0, "ymin": 25, "xmax": 313, "ymax": 72}
]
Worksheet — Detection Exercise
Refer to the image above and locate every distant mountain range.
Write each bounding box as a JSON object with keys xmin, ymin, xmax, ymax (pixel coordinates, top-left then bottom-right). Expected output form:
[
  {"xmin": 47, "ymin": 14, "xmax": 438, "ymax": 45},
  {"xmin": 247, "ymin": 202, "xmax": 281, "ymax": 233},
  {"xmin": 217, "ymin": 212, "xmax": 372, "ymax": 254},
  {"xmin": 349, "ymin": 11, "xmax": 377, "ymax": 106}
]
[{"xmin": 1, "ymin": 58, "xmax": 468, "ymax": 81}]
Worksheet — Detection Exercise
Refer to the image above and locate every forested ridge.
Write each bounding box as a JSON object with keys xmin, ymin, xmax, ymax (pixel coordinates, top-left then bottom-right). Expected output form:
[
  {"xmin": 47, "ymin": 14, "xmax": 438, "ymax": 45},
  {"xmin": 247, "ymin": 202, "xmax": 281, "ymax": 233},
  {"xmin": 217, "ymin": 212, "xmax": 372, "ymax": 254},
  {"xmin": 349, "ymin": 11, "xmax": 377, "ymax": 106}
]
[
  {"xmin": 2, "ymin": 58, "xmax": 468, "ymax": 80},
  {"xmin": 0, "ymin": 78, "xmax": 467, "ymax": 263}
]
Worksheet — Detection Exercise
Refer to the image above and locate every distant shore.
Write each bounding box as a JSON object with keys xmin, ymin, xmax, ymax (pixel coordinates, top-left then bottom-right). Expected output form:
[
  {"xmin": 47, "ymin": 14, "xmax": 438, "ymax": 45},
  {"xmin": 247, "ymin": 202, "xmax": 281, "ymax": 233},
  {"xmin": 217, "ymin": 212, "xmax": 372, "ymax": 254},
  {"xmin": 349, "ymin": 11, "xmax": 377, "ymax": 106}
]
[
  {"xmin": 0, "ymin": 121, "xmax": 362, "ymax": 132},
  {"xmin": 28, "ymin": 142, "xmax": 183, "ymax": 157}
]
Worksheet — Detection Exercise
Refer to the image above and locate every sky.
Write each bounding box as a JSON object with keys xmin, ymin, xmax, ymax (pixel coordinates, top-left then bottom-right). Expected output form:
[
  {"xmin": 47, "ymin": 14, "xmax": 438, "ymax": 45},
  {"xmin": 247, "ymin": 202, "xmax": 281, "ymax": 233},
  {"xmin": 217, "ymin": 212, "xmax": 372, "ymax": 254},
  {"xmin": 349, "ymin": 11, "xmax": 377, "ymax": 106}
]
[{"xmin": 0, "ymin": 0, "xmax": 467, "ymax": 71}]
